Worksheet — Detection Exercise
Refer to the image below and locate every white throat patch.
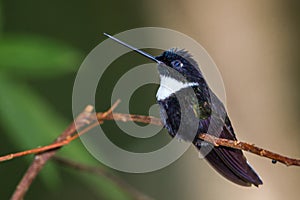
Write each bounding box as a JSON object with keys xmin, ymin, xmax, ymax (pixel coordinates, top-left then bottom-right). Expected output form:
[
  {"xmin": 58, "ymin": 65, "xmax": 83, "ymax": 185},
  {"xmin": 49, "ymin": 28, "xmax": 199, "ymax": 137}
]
[{"xmin": 156, "ymin": 75, "xmax": 199, "ymax": 101}]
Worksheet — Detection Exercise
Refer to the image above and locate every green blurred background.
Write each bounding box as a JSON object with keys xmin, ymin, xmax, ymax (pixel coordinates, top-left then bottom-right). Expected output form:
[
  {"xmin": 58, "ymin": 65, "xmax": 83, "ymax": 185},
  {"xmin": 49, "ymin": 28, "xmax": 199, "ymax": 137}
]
[{"xmin": 0, "ymin": 0, "xmax": 299, "ymax": 200}]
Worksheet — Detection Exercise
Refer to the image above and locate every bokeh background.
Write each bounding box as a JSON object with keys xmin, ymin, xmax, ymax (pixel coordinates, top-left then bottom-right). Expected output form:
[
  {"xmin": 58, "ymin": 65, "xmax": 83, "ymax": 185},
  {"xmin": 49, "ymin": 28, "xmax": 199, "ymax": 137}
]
[{"xmin": 0, "ymin": 0, "xmax": 299, "ymax": 199}]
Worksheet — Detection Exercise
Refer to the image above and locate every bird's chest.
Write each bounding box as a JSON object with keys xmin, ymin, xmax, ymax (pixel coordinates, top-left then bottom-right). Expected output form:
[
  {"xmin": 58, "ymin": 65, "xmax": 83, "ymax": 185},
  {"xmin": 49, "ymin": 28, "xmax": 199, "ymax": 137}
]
[
  {"xmin": 156, "ymin": 89, "xmax": 201, "ymax": 141},
  {"xmin": 157, "ymin": 96, "xmax": 181, "ymax": 136}
]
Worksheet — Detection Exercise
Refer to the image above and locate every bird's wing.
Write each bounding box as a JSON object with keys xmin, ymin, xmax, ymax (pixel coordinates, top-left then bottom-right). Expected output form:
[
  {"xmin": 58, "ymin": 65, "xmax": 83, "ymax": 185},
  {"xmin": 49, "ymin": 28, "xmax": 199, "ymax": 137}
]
[{"xmin": 196, "ymin": 90, "xmax": 263, "ymax": 186}]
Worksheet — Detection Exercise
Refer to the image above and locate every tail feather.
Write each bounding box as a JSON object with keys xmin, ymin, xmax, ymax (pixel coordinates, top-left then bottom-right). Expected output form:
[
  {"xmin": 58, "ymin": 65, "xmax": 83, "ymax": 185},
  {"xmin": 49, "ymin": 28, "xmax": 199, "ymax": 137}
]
[
  {"xmin": 204, "ymin": 147, "xmax": 251, "ymax": 186},
  {"xmin": 196, "ymin": 142, "xmax": 263, "ymax": 187}
]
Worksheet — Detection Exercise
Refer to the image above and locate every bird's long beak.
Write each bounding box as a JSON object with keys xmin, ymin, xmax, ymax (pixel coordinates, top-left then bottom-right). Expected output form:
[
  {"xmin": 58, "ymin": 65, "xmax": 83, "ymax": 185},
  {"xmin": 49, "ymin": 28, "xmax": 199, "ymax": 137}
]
[{"xmin": 103, "ymin": 33, "xmax": 162, "ymax": 64}]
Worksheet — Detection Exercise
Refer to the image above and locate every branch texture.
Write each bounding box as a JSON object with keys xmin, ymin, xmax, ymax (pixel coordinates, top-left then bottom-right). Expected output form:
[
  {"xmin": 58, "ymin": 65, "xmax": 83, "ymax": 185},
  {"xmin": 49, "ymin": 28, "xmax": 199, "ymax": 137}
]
[
  {"xmin": 0, "ymin": 102, "xmax": 298, "ymax": 200},
  {"xmin": 100, "ymin": 112, "xmax": 300, "ymax": 166},
  {"xmin": 10, "ymin": 105, "xmax": 95, "ymax": 200}
]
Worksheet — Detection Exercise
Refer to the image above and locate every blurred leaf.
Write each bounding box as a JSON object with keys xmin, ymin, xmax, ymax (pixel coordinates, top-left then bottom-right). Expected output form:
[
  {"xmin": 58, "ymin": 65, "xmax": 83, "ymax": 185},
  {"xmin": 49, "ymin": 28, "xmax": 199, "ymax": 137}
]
[
  {"xmin": 0, "ymin": 35, "xmax": 83, "ymax": 77},
  {"xmin": 0, "ymin": 74, "xmax": 67, "ymax": 147},
  {"xmin": 0, "ymin": 1, "xmax": 3, "ymax": 35},
  {"xmin": 0, "ymin": 74, "xmax": 130, "ymax": 198},
  {"xmin": 0, "ymin": 73, "xmax": 68, "ymax": 187}
]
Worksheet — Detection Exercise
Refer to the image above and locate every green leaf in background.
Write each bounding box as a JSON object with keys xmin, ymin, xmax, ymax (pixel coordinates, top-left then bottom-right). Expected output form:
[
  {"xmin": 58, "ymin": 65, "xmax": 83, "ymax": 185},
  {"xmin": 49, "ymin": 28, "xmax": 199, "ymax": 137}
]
[
  {"xmin": 0, "ymin": 35, "xmax": 83, "ymax": 77},
  {"xmin": 0, "ymin": 74, "xmax": 132, "ymax": 199},
  {"xmin": 0, "ymin": 0, "xmax": 3, "ymax": 35},
  {"xmin": 0, "ymin": 74, "xmax": 68, "ymax": 148}
]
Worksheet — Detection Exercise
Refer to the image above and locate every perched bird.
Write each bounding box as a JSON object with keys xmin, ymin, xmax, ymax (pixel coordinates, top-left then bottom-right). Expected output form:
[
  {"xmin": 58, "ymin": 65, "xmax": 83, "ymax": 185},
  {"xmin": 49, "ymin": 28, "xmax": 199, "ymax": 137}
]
[{"xmin": 104, "ymin": 33, "xmax": 263, "ymax": 187}]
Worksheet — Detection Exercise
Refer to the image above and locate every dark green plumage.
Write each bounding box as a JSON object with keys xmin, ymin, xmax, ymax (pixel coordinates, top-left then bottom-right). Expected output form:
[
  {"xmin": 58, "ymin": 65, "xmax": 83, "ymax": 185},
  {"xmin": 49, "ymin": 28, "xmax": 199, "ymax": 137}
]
[{"xmin": 155, "ymin": 49, "xmax": 263, "ymax": 187}]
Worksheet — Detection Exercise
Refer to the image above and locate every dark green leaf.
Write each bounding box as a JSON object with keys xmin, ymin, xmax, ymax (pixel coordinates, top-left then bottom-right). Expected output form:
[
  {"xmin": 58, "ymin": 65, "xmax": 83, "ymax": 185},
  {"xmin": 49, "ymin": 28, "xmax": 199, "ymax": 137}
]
[
  {"xmin": 0, "ymin": 1, "xmax": 3, "ymax": 35},
  {"xmin": 0, "ymin": 35, "xmax": 83, "ymax": 77},
  {"xmin": 0, "ymin": 74, "xmax": 67, "ymax": 187}
]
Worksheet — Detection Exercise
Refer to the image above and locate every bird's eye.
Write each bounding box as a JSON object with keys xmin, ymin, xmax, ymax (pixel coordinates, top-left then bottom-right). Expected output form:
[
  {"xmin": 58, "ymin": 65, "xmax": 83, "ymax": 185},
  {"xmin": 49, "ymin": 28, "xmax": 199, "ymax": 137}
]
[{"xmin": 171, "ymin": 60, "xmax": 183, "ymax": 68}]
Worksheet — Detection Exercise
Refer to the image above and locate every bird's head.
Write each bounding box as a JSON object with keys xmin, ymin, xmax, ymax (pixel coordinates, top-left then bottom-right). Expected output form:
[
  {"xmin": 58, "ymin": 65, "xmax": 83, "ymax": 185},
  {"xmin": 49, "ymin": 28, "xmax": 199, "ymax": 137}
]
[{"xmin": 155, "ymin": 48, "xmax": 203, "ymax": 84}]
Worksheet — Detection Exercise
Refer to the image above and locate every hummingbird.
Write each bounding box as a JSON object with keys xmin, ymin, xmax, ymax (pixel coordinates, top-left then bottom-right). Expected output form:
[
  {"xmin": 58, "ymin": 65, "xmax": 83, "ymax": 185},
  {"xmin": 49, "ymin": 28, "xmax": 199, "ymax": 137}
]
[{"xmin": 104, "ymin": 33, "xmax": 263, "ymax": 187}]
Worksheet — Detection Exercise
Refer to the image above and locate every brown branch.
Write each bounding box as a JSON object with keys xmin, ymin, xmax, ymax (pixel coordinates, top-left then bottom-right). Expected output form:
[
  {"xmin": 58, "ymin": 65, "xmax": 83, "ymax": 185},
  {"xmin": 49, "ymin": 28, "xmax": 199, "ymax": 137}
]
[
  {"xmin": 2, "ymin": 111, "xmax": 300, "ymax": 168},
  {"xmin": 0, "ymin": 100, "xmax": 122, "ymax": 163},
  {"xmin": 102, "ymin": 112, "xmax": 300, "ymax": 167},
  {"xmin": 52, "ymin": 156, "xmax": 153, "ymax": 200},
  {"xmin": 198, "ymin": 134, "xmax": 300, "ymax": 166},
  {"xmin": 10, "ymin": 101, "xmax": 122, "ymax": 200},
  {"xmin": 10, "ymin": 105, "xmax": 96, "ymax": 200},
  {"xmin": 98, "ymin": 112, "xmax": 163, "ymax": 126},
  {"xmin": 1, "ymin": 102, "xmax": 299, "ymax": 199}
]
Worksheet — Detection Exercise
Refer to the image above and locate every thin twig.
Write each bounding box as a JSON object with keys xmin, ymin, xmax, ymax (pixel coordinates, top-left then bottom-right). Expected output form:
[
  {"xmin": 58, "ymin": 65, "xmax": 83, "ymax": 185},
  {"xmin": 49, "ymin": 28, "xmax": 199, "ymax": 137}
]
[
  {"xmin": 2, "ymin": 111, "xmax": 300, "ymax": 168},
  {"xmin": 0, "ymin": 101, "xmax": 122, "ymax": 163},
  {"xmin": 198, "ymin": 134, "xmax": 300, "ymax": 166},
  {"xmin": 52, "ymin": 156, "xmax": 153, "ymax": 200},
  {"xmin": 2, "ymin": 102, "xmax": 299, "ymax": 199},
  {"xmin": 10, "ymin": 102, "xmax": 132, "ymax": 200},
  {"xmin": 97, "ymin": 112, "xmax": 163, "ymax": 126},
  {"xmin": 100, "ymin": 112, "xmax": 300, "ymax": 167},
  {"xmin": 10, "ymin": 105, "xmax": 96, "ymax": 200}
]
